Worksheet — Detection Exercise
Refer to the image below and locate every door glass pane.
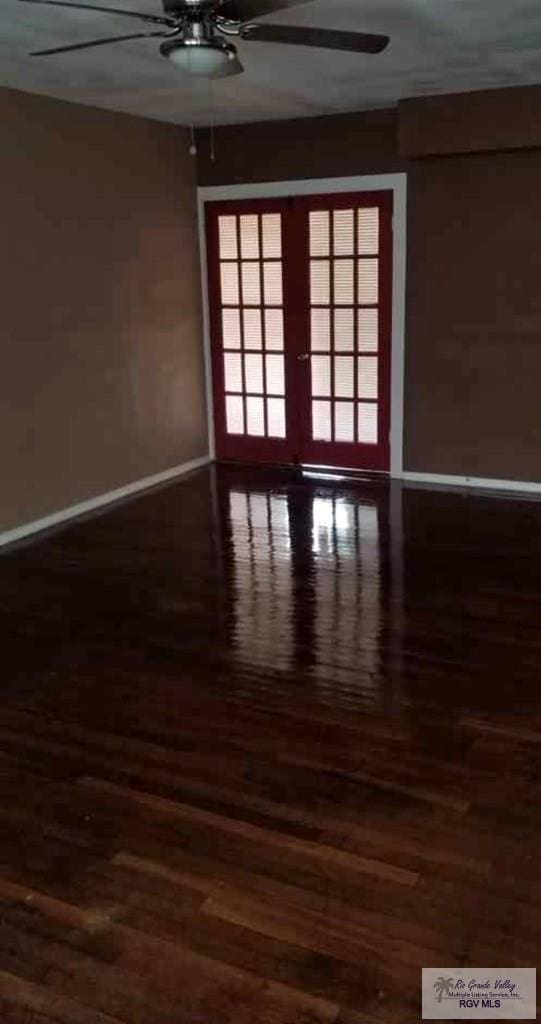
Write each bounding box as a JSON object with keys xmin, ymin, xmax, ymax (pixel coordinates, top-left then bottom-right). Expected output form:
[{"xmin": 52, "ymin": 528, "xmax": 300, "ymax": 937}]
[
  {"xmin": 311, "ymin": 261, "xmax": 330, "ymax": 305},
  {"xmin": 264, "ymin": 262, "xmax": 283, "ymax": 306},
  {"xmin": 267, "ymin": 398, "xmax": 286, "ymax": 438},
  {"xmin": 245, "ymin": 353, "xmax": 264, "ymax": 394},
  {"xmin": 333, "ymin": 209, "xmax": 354, "ymax": 256},
  {"xmin": 335, "ymin": 402, "xmax": 355, "ymax": 442},
  {"xmin": 222, "ymin": 308, "xmax": 241, "ymax": 349},
  {"xmin": 311, "ymin": 355, "xmax": 331, "ymax": 397},
  {"xmin": 358, "ymin": 259, "xmax": 379, "ymax": 304},
  {"xmin": 241, "ymin": 262, "xmax": 261, "ymax": 305},
  {"xmin": 224, "ymin": 352, "xmax": 243, "ymax": 393},
  {"xmin": 311, "ymin": 308, "xmax": 331, "ymax": 352},
  {"xmin": 310, "ymin": 211, "xmax": 330, "ymax": 257},
  {"xmin": 264, "ymin": 308, "xmax": 284, "ymax": 351},
  {"xmin": 334, "ymin": 309, "xmax": 354, "ymax": 352},
  {"xmin": 221, "ymin": 263, "xmax": 239, "ymax": 305},
  {"xmin": 358, "ymin": 208, "xmax": 379, "ymax": 255},
  {"xmin": 359, "ymin": 357, "xmax": 379, "ymax": 400},
  {"xmin": 335, "ymin": 356, "xmax": 354, "ymax": 399},
  {"xmin": 240, "ymin": 215, "xmax": 260, "ymax": 259},
  {"xmin": 266, "ymin": 354, "xmax": 285, "ymax": 396},
  {"xmin": 358, "ymin": 308, "xmax": 379, "ymax": 351},
  {"xmin": 219, "ymin": 215, "xmax": 238, "ymax": 259},
  {"xmin": 246, "ymin": 396, "xmax": 265, "ymax": 436},
  {"xmin": 334, "ymin": 260, "xmax": 354, "ymax": 305},
  {"xmin": 243, "ymin": 308, "xmax": 262, "ymax": 350},
  {"xmin": 358, "ymin": 403, "xmax": 378, "ymax": 444},
  {"xmin": 312, "ymin": 400, "xmax": 332, "ymax": 441},
  {"xmin": 262, "ymin": 214, "xmax": 282, "ymax": 258},
  {"xmin": 226, "ymin": 395, "xmax": 244, "ymax": 434}
]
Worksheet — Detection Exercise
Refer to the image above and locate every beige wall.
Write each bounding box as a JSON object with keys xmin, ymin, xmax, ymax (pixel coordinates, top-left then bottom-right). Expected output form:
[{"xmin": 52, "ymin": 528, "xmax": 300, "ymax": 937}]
[{"xmin": 1, "ymin": 88, "xmax": 208, "ymax": 534}]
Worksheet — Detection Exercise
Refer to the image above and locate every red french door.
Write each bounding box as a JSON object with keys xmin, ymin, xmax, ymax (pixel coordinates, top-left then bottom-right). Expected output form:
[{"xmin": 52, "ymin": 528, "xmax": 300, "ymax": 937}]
[{"xmin": 206, "ymin": 190, "xmax": 392, "ymax": 471}]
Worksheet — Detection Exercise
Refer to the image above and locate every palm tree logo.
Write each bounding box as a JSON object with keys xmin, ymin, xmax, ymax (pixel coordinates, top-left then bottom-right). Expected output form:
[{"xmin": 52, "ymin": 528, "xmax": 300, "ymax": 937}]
[{"xmin": 433, "ymin": 977, "xmax": 454, "ymax": 1003}]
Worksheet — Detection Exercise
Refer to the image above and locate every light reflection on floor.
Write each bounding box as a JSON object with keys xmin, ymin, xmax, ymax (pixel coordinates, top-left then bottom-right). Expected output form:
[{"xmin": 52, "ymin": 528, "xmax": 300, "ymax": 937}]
[
  {"xmin": 312, "ymin": 495, "xmax": 382, "ymax": 707},
  {"xmin": 226, "ymin": 484, "xmax": 387, "ymax": 710},
  {"xmin": 229, "ymin": 489, "xmax": 293, "ymax": 673}
]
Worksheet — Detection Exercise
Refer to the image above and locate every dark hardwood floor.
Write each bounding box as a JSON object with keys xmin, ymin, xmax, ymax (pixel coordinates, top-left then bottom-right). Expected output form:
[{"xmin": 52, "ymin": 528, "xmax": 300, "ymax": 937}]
[{"xmin": 1, "ymin": 464, "xmax": 540, "ymax": 1023}]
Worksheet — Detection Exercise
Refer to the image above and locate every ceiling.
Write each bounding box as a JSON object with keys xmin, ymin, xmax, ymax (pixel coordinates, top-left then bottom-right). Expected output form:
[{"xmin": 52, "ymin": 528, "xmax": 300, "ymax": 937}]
[{"xmin": 3, "ymin": 0, "xmax": 541, "ymax": 126}]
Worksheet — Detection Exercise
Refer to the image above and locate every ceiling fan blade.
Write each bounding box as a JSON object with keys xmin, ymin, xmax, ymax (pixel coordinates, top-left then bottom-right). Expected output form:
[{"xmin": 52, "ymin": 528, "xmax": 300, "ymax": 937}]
[
  {"xmin": 219, "ymin": 0, "xmax": 315, "ymax": 23},
  {"xmin": 240, "ymin": 23, "xmax": 390, "ymax": 54},
  {"xmin": 18, "ymin": 0, "xmax": 173, "ymax": 26},
  {"xmin": 30, "ymin": 29, "xmax": 169, "ymax": 55}
]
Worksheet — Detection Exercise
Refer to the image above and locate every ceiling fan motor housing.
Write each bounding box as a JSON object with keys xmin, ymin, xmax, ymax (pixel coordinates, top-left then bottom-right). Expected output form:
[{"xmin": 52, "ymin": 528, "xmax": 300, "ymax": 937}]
[
  {"xmin": 160, "ymin": 17, "xmax": 240, "ymax": 75},
  {"xmin": 162, "ymin": 0, "xmax": 220, "ymax": 13}
]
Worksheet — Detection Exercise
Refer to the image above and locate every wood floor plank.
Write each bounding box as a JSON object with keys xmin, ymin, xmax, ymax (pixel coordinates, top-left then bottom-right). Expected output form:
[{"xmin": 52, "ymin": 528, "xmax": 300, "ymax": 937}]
[
  {"xmin": 78, "ymin": 775, "xmax": 419, "ymax": 887},
  {"xmin": 1, "ymin": 884, "xmax": 341, "ymax": 1023},
  {"xmin": 0, "ymin": 862, "xmax": 403, "ymax": 1019},
  {"xmin": 202, "ymin": 893, "xmax": 443, "ymax": 973},
  {"xmin": 109, "ymin": 851, "xmax": 472, "ymax": 958},
  {"xmin": 0, "ymin": 916, "xmax": 198, "ymax": 1024},
  {"xmin": 0, "ymin": 972, "xmax": 125, "ymax": 1024},
  {"xmin": 0, "ymin": 1002, "xmax": 59, "ymax": 1024}
]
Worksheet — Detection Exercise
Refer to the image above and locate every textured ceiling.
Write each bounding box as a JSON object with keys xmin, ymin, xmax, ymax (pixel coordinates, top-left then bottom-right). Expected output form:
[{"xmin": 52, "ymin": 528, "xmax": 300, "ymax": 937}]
[{"xmin": 3, "ymin": 0, "xmax": 541, "ymax": 126}]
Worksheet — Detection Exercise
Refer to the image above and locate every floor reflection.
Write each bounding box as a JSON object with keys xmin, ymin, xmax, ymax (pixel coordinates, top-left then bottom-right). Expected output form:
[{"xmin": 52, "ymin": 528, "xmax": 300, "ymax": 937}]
[
  {"xmin": 228, "ymin": 488, "xmax": 293, "ymax": 674},
  {"xmin": 312, "ymin": 496, "xmax": 383, "ymax": 709},
  {"xmin": 220, "ymin": 471, "xmax": 395, "ymax": 711}
]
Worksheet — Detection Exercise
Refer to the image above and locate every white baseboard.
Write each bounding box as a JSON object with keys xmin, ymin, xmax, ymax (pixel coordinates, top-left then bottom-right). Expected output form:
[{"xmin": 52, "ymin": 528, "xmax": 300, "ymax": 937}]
[
  {"xmin": 0, "ymin": 454, "xmax": 212, "ymax": 550},
  {"xmin": 3, "ymin": 458, "xmax": 538, "ymax": 551},
  {"xmin": 402, "ymin": 471, "xmax": 541, "ymax": 496}
]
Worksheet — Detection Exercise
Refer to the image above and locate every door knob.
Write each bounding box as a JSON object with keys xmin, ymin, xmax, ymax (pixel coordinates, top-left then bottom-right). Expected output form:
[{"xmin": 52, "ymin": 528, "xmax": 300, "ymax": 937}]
[{"xmin": 297, "ymin": 353, "xmax": 310, "ymax": 362}]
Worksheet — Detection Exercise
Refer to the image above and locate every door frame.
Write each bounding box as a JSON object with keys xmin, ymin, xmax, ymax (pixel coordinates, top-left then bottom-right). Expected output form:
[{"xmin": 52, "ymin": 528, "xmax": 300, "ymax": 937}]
[{"xmin": 198, "ymin": 173, "xmax": 407, "ymax": 478}]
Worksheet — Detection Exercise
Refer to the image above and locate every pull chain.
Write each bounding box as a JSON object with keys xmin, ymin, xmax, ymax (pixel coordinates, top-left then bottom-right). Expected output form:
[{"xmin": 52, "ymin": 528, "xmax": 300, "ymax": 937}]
[{"xmin": 208, "ymin": 77, "xmax": 216, "ymax": 162}]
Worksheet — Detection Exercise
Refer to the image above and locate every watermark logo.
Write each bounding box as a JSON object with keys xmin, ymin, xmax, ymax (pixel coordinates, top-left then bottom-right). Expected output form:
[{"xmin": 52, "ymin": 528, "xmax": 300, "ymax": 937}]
[{"xmin": 422, "ymin": 969, "xmax": 536, "ymax": 1020}]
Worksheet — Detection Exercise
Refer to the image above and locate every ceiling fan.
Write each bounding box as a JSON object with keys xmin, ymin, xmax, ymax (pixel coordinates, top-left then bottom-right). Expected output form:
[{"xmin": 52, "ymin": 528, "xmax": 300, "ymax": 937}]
[{"xmin": 19, "ymin": 0, "xmax": 390, "ymax": 78}]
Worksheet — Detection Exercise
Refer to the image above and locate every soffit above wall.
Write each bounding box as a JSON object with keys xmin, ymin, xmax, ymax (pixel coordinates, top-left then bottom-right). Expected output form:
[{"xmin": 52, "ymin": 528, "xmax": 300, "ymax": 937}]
[
  {"xmin": 3, "ymin": 0, "xmax": 541, "ymax": 126},
  {"xmin": 400, "ymin": 85, "xmax": 541, "ymax": 156}
]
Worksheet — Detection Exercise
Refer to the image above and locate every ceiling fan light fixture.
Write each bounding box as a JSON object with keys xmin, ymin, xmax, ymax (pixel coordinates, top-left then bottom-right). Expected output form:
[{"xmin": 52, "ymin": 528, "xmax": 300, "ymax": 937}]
[{"xmin": 161, "ymin": 37, "xmax": 239, "ymax": 77}]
